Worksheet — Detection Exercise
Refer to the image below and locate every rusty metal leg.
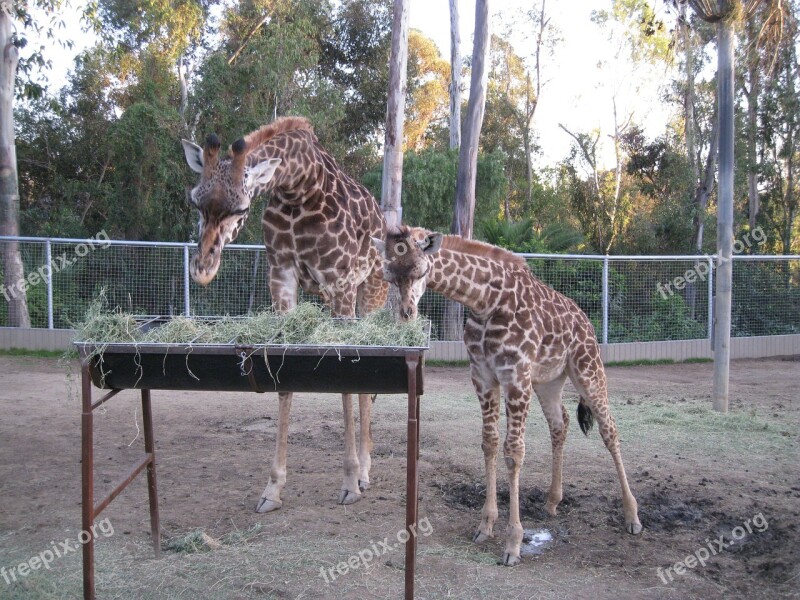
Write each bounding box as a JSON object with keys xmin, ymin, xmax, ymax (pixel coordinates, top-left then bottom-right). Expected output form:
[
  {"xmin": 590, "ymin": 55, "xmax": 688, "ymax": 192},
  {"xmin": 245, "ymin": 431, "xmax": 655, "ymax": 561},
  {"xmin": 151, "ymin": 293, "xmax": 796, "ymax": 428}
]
[
  {"xmin": 405, "ymin": 354, "xmax": 420, "ymax": 600},
  {"xmin": 416, "ymin": 393, "xmax": 421, "ymax": 461},
  {"xmin": 81, "ymin": 362, "xmax": 95, "ymax": 600},
  {"xmin": 141, "ymin": 390, "xmax": 161, "ymax": 558}
]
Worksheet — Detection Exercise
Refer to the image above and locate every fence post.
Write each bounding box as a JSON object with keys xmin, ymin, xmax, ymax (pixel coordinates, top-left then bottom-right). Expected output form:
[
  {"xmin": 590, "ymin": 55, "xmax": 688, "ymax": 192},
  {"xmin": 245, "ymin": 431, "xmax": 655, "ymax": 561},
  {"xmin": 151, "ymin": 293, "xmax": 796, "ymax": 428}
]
[
  {"xmin": 602, "ymin": 255, "xmax": 609, "ymax": 345},
  {"xmin": 183, "ymin": 245, "xmax": 190, "ymax": 317},
  {"xmin": 45, "ymin": 240, "xmax": 53, "ymax": 329},
  {"xmin": 707, "ymin": 256, "xmax": 714, "ymax": 343}
]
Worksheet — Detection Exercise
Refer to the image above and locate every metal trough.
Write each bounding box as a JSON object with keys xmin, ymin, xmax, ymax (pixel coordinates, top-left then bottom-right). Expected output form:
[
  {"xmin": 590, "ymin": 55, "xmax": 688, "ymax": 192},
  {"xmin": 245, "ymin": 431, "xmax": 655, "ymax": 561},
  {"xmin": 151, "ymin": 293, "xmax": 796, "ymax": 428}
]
[{"xmin": 75, "ymin": 315, "xmax": 429, "ymax": 600}]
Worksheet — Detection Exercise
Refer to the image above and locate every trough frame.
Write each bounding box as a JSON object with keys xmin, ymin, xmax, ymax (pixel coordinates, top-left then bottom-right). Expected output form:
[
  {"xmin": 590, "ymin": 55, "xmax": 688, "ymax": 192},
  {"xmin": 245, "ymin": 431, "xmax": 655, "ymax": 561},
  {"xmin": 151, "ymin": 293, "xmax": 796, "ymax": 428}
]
[{"xmin": 76, "ymin": 327, "xmax": 427, "ymax": 600}]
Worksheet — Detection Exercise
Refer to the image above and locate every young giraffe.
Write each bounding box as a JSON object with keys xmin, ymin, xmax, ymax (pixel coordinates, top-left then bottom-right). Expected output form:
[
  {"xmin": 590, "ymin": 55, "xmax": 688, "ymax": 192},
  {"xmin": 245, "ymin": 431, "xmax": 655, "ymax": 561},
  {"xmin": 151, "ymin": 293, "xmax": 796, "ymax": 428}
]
[
  {"xmin": 372, "ymin": 227, "xmax": 642, "ymax": 566},
  {"xmin": 182, "ymin": 116, "xmax": 388, "ymax": 512}
]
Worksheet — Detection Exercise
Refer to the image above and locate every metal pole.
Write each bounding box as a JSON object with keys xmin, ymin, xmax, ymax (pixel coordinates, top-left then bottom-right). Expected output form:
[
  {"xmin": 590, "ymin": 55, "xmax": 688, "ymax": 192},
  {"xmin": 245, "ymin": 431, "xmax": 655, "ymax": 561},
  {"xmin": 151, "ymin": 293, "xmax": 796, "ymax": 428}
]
[
  {"xmin": 601, "ymin": 256, "xmax": 609, "ymax": 345},
  {"xmin": 45, "ymin": 240, "xmax": 53, "ymax": 329},
  {"xmin": 81, "ymin": 361, "xmax": 96, "ymax": 600},
  {"xmin": 713, "ymin": 12, "xmax": 734, "ymax": 413},
  {"xmin": 404, "ymin": 353, "xmax": 420, "ymax": 600},
  {"xmin": 183, "ymin": 245, "xmax": 190, "ymax": 317}
]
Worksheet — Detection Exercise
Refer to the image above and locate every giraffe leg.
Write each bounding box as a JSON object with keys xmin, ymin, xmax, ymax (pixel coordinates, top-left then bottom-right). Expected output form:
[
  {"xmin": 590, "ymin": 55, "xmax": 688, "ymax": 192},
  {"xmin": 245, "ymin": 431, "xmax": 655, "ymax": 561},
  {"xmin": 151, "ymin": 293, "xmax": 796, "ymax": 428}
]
[
  {"xmin": 533, "ymin": 373, "xmax": 569, "ymax": 517},
  {"xmin": 357, "ymin": 393, "xmax": 373, "ymax": 491},
  {"xmin": 338, "ymin": 393, "xmax": 362, "ymax": 505},
  {"xmin": 256, "ymin": 392, "xmax": 292, "ymax": 513},
  {"xmin": 499, "ymin": 368, "xmax": 532, "ymax": 567},
  {"xmin": 470, "ymin": 374, "xmax": 501, "ymax": 544},
  {"xmin": 568, "ymin": 360, "xmax": 642, "ymax": 535}
]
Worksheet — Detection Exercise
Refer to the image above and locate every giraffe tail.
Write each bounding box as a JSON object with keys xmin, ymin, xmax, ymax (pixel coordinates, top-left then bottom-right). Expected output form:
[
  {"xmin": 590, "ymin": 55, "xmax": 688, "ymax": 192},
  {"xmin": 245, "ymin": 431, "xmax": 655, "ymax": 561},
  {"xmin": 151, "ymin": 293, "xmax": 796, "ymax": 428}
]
[{"xmin": 577, "ymin": 397, "xmax": 594, "ymax": 436}]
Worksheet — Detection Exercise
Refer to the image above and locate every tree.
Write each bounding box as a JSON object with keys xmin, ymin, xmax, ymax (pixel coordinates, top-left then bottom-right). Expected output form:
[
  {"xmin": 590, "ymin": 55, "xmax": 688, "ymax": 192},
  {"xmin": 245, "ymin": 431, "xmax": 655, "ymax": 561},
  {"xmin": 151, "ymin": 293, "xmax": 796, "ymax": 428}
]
[
  {"xmin": 759, "ymin": 1, "xmax": 799, "ymax": 254},
  {"xmin": 448, "ymin": 0, "xmax": 461, "ymax": 150},
  {"xmin": 404, "ymin": 30, "xmax": 449, "ymax": 152},
  {"xmin": 381, "ymin": 0, "xmax": 410, "ymax": 231},
  {"xmin": 489, "ymin": 1, "xmax": 557, "ymax": 218},
  {"xmin": 0, "ymin": 3, "xmax": 29, "ymax": 326},
  {"xmin": 0, "ymin": 0, "xmax": 70, "ymax": 325},
  {"xmin": 559, "ymin": 101, "xmax": 634, "ymax": 254},
  {"xmin": 445, "ymin": 0, "xmax": 490, "ymax": 341},
  {"xmin": 451, "ymin": 0, "xmax": 491, "ymax": 240}
]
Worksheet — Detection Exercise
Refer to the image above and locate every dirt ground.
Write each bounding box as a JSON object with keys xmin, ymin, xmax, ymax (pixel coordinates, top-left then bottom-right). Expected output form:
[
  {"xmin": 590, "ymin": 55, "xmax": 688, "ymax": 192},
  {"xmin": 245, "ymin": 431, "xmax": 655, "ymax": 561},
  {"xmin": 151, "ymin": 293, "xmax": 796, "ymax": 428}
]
[{"xmin": 0, "ymin": 354, "xmax": 798, "ymax": 599}]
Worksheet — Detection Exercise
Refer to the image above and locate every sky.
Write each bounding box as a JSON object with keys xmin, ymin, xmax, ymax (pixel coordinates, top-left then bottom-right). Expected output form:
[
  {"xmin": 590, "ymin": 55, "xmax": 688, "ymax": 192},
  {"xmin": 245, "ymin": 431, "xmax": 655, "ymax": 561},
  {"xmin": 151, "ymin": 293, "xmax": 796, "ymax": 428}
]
[
  {"xmin": 25, "ymin": 0, "xmax": 680, "ymax": 169},
  {"xmin": 408, "ymin": 0, "xmax": 679, "ymax": 168}
]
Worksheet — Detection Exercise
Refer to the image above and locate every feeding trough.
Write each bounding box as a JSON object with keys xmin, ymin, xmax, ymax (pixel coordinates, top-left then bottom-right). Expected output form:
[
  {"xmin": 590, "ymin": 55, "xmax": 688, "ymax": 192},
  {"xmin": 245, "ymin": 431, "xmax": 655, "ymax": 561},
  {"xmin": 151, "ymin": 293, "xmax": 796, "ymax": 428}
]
[
  {"xmin": 75, "ymin": 310, "xmax": 430, "ymax": 600},
  {"xmin": 78, "ymin": 314, "xmax": 430, "ymax": 394}
]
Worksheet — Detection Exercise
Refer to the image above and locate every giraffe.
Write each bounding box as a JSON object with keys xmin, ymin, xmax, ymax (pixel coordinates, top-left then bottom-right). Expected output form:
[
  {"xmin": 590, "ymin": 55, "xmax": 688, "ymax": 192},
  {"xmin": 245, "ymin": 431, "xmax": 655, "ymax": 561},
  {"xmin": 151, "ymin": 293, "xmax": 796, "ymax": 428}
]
[
  {"xmin": 181, "ymin": 116, "xmax": 388, "ymax": 512},
  {"xmin": 372, "ymin": 227, "xmax": 642, "ymax": 566}
]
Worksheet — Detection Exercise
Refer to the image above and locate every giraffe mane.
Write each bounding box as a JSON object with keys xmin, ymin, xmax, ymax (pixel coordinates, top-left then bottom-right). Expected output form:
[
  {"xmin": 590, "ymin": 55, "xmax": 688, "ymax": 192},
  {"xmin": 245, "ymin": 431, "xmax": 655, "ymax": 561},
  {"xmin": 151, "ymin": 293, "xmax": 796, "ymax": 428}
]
[
  {"xmin": 440, "ymin": 234, "xmax": 528, "ymax": 269},
  {"xmin": 241, "ymin": 116, "xmax": 314, "ymax": 151}
]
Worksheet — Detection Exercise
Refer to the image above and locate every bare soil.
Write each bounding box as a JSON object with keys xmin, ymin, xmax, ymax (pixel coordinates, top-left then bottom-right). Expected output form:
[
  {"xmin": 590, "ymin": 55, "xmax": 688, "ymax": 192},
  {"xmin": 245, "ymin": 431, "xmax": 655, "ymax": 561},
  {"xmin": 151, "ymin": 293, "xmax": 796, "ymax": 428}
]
[{"xmin": 0, "ymin": 355, "xmax": 798, "ymax": 599}]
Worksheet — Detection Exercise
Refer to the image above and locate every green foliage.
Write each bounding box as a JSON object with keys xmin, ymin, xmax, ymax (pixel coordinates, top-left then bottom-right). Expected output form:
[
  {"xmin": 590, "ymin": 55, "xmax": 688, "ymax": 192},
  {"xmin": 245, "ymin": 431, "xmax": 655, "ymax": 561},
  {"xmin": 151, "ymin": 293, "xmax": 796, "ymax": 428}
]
[
  {"xmin": 362, "ymin": 148, "xmax": 507, "ymax": 232},
  {"xmin": 108, "ymin": 102, "xmax": 193, "ymax": 240},
  {"xmin": 477, "ymin": 218, "xmax": 583, "ymax": 253},
  {"xmin": 629, "ymin": 293, "xmax": 706, "ymax": 342}
]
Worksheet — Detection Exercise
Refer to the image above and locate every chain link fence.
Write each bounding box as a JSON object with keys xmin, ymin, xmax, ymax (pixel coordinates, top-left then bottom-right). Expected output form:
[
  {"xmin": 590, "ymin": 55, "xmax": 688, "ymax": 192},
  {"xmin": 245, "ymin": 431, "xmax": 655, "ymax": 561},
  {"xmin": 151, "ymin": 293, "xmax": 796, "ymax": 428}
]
[{"xmin": 2, "ymin": 237, "xmax": 799, "ymax": 342}]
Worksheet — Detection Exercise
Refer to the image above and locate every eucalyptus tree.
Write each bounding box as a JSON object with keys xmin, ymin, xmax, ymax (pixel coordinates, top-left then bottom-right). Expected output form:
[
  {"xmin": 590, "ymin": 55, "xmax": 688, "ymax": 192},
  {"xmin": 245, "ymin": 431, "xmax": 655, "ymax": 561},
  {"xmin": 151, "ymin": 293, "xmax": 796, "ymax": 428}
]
[
  {"xmin": 758, "ymin": 0, "xmax": 799, "ymax": 254},
  {"xmin": 1, "ymin": 0, "xmax": 75, "ymax": 326},
  {"xmin": 444, "ymin": 0, "xmax": 490, "ymax": 340}
]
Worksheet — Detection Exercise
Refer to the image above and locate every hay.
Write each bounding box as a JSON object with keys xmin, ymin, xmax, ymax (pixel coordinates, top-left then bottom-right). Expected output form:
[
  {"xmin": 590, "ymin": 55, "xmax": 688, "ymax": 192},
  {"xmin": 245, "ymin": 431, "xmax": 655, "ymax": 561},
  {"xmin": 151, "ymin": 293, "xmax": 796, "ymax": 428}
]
[{"xmin": 73, "ymin": 297, "xmax": 429, "ymax": 348}]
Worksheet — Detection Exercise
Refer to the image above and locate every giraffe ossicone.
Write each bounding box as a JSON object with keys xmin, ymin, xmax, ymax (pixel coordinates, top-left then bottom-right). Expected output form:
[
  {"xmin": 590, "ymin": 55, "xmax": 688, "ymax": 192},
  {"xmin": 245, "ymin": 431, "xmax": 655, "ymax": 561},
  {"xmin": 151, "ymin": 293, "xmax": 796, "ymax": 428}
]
[{"xmin": 375, "ymin": 226, "xmax": 642, "ymax": 566}]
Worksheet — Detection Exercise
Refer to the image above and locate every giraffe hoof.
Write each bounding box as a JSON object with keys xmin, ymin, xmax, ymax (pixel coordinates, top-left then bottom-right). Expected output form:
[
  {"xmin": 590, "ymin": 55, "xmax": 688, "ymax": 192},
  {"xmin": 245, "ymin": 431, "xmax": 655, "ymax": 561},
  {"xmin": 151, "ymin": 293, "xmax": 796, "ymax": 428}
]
[
  {"xmin": 502, "ymin": 553, "xmax": 521, "ymax": 567},
  {"xmin": 255, "ymin": 497, "xmax": 282, "ymax": 513},
  {"xmin": 358, "ymin": 479, "xmax": 370, "ymax": 492},
  {"xmin": 338, "ymin": 489, "xmax": 362, "ymax": 505},
  {"xmin": 545, "ymin": 503, "xmax": 559, "ymax": 517},
  {"xmin": 626, "ymin": 521, "xmax": 643, "ymax": 535},
  {"xmin": 472, "ymin": 530, "xmax": 491, "ymax": 543}
]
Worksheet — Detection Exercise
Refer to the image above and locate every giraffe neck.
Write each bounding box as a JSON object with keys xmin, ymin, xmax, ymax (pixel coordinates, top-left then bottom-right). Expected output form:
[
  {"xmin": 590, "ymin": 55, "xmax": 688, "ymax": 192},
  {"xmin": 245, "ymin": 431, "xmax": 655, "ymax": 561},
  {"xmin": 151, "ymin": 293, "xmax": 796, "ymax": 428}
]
[
  {"xmin": 248, "ymin": 132, "xmax": 328, "ymax": 204},
  {"xmin": 426, "ymin": 248, "xmax": 510, "ymax": 316}
]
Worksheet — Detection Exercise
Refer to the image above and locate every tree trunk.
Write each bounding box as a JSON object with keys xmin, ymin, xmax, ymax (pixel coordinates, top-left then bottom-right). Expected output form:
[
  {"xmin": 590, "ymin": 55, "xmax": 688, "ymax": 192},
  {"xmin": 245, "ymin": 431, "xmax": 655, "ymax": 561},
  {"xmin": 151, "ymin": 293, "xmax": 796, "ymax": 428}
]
[
  {"xmin": 443, "ymin": 0, "xmax": 490, "ymax": 342},
  {"xmin": 448, "ymin": 0, "xmax": 461, "ymax": 150},
  {"xmin": 451, "ymin": 0, "xmax": 490, "ymax": 240},
  {"xmin": 0, "ymin": 9, "xmax": 30, "ymax": 328},
  {"xmin": 713, "ymin": 11, "xmax": 735, "ymax": 413},
  {"xmin": 745, "ymin": 16, "xmax": 760, "ymax": 231},
  {"xmin": 381, "ymin": 0, "xmax": 410, "ymax": 232},
  {"xmin": 178, "ymin": 54, "xmax": 189, "ymax": 135}
]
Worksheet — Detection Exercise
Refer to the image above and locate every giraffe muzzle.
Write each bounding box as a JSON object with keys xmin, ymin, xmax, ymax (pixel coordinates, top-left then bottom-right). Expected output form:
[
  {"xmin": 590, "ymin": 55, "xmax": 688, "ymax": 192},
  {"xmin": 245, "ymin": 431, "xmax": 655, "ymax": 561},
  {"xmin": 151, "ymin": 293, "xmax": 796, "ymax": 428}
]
[{"xmin": 189, "ymin": 251, "xmax": 221, "ymax": 286}]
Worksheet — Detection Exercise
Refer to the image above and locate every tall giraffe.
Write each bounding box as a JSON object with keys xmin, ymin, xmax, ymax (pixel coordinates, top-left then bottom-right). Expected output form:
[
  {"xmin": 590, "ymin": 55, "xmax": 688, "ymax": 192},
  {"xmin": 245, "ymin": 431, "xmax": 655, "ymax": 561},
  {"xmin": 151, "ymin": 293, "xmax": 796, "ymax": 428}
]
[
  {"xmin": 373, "ymin": 227, "xmax": 642, "ymax": 566},
  {"xmin": 182, "ymin": 116, "xmax": 388, "ymax": 511}
]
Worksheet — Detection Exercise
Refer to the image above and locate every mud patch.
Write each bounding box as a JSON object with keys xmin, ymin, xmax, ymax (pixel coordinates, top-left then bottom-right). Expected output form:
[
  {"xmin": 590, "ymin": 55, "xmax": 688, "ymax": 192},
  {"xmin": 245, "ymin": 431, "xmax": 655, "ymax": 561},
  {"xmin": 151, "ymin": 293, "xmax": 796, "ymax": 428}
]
[{"xmin": 637, "ymin": 488, "xmax": 710, "ymax": 532}]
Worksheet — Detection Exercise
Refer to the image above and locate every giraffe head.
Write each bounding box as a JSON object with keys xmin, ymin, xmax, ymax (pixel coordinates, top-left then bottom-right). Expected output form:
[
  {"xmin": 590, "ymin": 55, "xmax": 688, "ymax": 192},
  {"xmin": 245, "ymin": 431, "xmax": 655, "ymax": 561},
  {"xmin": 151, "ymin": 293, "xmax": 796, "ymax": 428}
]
[
  {"xmin": 372, "ymin": 227, "xmax": 443, "ymax": 321},
  {"xmin": 181, "ymin": 134, "xmax": 281, "ymax": 285}
]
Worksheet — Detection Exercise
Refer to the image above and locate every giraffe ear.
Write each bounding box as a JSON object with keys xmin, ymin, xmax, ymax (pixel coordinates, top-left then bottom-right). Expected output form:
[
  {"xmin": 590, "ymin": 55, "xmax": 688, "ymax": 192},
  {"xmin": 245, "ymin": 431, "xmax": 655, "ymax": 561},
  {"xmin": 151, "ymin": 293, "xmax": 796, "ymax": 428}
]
[
  {"xmin": 182, "ymin": 139, "xmax": 204, "ymax": 174},
  {"xmin": 418, "ymin": 232, "xmax": 443, "ymax": 255},
  {"xmin": 245, "ymin": 158, "xmax": 281, "ymax": 191},
  {"xmin": 370, "ymin": 237, "xmax": 387, "ymax": 258}
]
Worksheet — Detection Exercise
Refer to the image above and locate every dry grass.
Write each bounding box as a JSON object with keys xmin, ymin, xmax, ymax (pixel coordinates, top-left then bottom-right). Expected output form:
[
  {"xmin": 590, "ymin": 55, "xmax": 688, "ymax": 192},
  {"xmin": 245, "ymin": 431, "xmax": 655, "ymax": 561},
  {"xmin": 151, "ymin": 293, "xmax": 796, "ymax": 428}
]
[{"xmin": 73, "ymin": 297, "xmax": 429, "ymax": 348}]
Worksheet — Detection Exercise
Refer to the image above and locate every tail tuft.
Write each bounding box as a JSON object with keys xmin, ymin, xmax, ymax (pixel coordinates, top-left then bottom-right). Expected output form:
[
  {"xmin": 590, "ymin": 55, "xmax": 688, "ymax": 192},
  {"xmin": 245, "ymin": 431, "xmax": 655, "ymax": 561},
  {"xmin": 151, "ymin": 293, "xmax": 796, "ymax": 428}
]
[{"xmin": 577, "ymin": 398, "xmax": 594, "ymax": 436}]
